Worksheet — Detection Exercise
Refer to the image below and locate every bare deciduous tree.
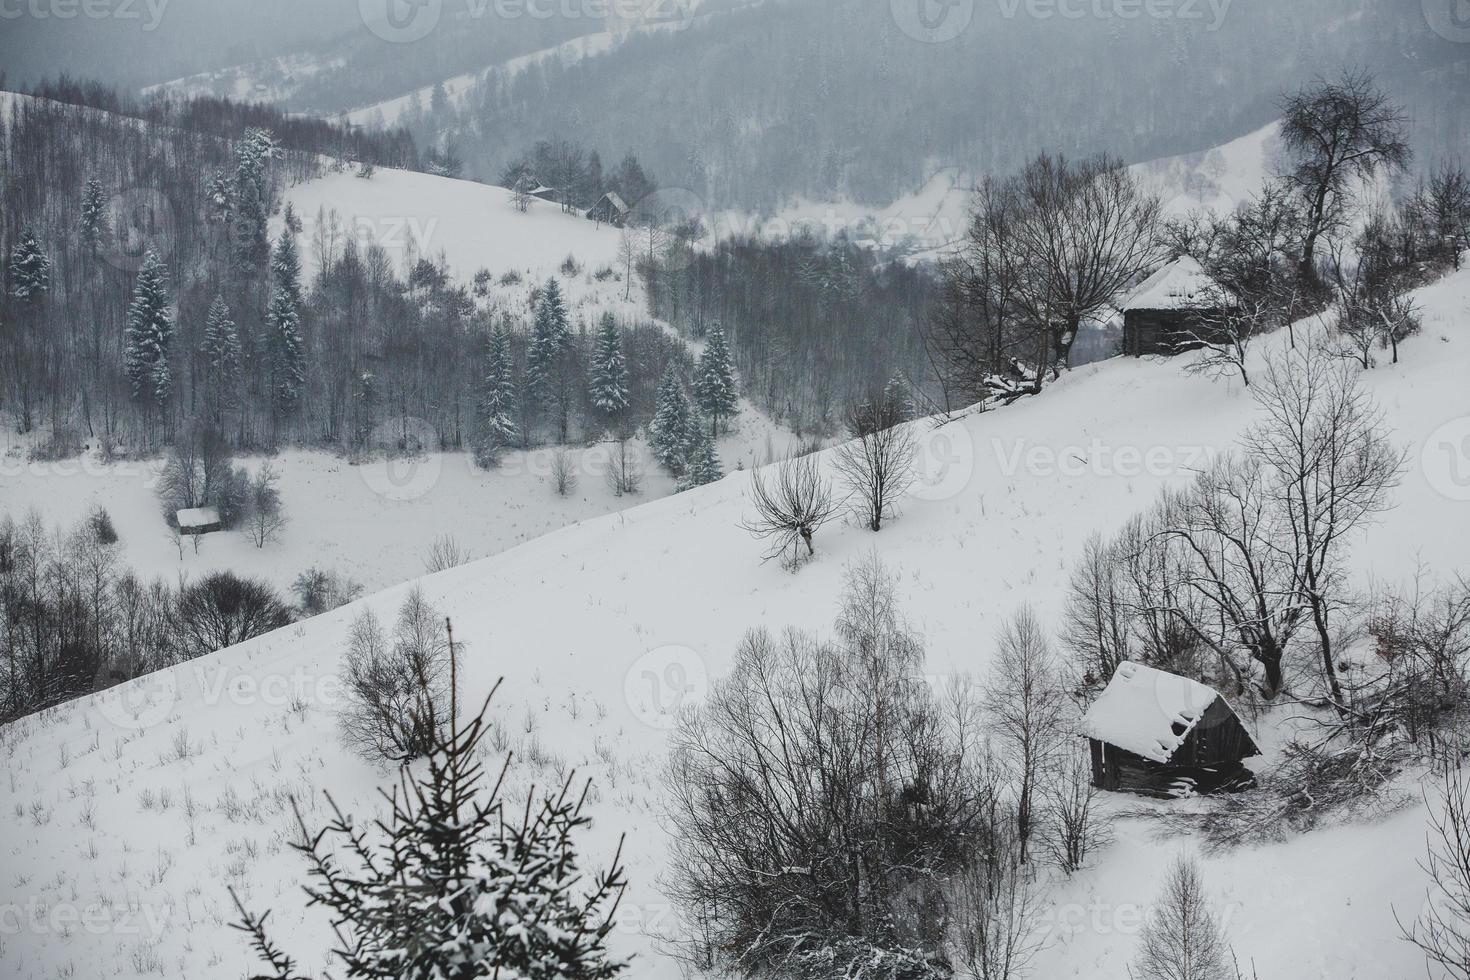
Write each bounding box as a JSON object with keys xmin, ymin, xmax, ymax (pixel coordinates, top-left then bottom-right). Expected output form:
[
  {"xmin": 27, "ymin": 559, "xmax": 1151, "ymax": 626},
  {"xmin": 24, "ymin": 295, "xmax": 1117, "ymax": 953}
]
[
  {"xmin": 982, "ymin": 606, "xmax": 1069, "ymax": 861},
  {"xmin": 173, "ymin": 571, "xmax": 294, "ymax": 655},
  {"xmin": 1280, "ymin": 69, "xmax": 1411, "ymax": 282},
  {"xmin": 1243, "ymin": 345, "xmax": 1405, "ymax": 706},
  {"xmin": 833, "ymin": 393, "xmax": 916, "ymax": 532},
  {"xmin": 929, "ymin": 154, "xmax": 1161, "ymax": 397},
  {"xmin": 1036, "ymin": 747, "xmax": 1111, "ymax": 876},
  {"xmin": 245, "ymin": 461, "xmax": 286, "ymax": 548},
  {"xmin": 1401, "ymin": 766, "xmax": 1470, "ymax": 980},
  {"xmin": 1163, "ymin": 454, "xmax": 1304, "ymax": 699},
  {"xmin": 740, "ymin": 452, "xmax": 842, "ymax": 568},
  {"xmin": 665, "ymin": 559, "xmax": 993, "ymax": 979},
  {"xmin": 1133, "ymin": 855, "xmax": 1234, "ymax": 980},
  {"xmin": 339, "ymin": 588, "xmax": 451, "ymax": 762}
]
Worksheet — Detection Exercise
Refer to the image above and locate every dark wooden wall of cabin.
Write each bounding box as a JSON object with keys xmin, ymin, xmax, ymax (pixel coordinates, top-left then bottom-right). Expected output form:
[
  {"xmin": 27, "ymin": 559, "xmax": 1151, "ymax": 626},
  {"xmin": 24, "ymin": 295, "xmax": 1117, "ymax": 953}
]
[{"xmin": 1123, "ymin": 309, "xmax": 1222, "ymax": 356}]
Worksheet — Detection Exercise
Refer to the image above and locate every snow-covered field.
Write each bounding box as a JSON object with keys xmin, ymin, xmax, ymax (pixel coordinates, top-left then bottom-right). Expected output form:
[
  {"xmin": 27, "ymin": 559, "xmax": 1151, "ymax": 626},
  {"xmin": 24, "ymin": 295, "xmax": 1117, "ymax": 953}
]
[
  {"xmin": 278, "ymin": 167, "xmax": 627, "ymax": 286},
  {"xmin": 4, "ymin": 249, "xmax": 1469, "ymax": 979},
  {"xmin": 0, "ymin": 406, "xmax": 790, "ymax": 598}
]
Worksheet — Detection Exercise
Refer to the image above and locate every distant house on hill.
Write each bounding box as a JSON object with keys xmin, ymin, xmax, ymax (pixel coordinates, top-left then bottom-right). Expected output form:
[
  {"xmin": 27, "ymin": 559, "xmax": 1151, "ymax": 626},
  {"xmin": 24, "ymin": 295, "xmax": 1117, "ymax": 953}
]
[
  {"xmin": 511, "ymin": 173, "xmax": 559, "ymax": 205},
  {"xmin": 586, "ymin": 191, "xmax": 630, "ymax": 228},
  {"xmin": 176, "ymin": 506, "xmax": 222, "ymax": 536},
  {"xmin": 1080, "ymin": 661, "xmax": 1260, "ymax": 798},
  {"xmin": 1121, "ymin": 256, "xmax": 1231, "ymax": 356}
]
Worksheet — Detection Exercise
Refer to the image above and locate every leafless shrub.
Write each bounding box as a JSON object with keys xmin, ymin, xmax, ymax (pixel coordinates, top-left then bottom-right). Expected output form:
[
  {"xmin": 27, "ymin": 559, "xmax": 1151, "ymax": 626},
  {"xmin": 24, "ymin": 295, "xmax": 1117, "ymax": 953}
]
[
  {"xmin": 1036, "ymin": 747, "xmax": 1111, "ymax": 875},
  {"xmin": 604, "ymin": 437, "xmax": 643, "ymax": 497},
  {"xmin": 740, "ymin": 452, "xmax": 842, "ymax": 569},
  {"xmin": 947, "ymin": 827, "xmax": 1048, "ymax": 980},
  {"xmin": 422, "ymin": 534, "xmax": 472, "ymax": 574},
  {"xmin": 550, "ymin": 449, "xmax": 578, "ymax": 497},
  {"xmin": 290, "ymin": 567, "xmax": 364, "ymax": 617},
  {"xmin": 338, "ymin": 589, "xmax": 451, "ymax": 762}
]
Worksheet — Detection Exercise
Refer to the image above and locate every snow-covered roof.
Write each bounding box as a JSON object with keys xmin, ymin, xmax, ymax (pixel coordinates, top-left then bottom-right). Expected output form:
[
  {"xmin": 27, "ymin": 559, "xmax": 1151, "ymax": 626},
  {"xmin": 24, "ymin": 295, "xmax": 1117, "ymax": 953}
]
[
  {"xmin": 1080, "ymin": 661, "xmax": 1220, "ymax": 764},
  {"xmin": 601, "ymin": 191, "xmax": 629, "ymax": 212},
  {"xmin": 176, "ymin": 506, "xmax": 221, "ymax": 529},
  {"xmin": 1121, "ymin": 256, "xmax": 1224, "ymax": 312}
]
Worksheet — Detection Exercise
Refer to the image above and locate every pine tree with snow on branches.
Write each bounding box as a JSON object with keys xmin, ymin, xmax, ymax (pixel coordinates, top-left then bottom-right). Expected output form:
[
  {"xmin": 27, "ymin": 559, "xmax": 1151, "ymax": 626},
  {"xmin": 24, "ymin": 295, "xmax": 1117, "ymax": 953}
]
[
  {"xmin": 679, "ymin": 412, "xmax": 723, "ymax": 491},
  {"xmin": 7, "ymin": 228, "xmax": 52, "ymax": 302},
  {"xmin": 649, "ymin": 364, "xmax": 693, "ymax": 474},
  {"xmin": 124, "ymin": 248, "xmax": 174, "ymax": 408},
  {"xmin": 527, "ymin": 277, "xmax": 574, "ymax": 441},
  {"xmin": 475, "ymin": 325, "xmax": 519, "ymax": 466},
  {"xmin": 265, "ymin": 227, "xmax": 306, "ymax": 419},
  {"xmin": 693, "ymin": 324, "xmax": 738, "ymax": 437},
  {"xmin": 202, "ymin": 295, "xmax": 242, "ymax": 424},
  {"xmin": 231, "ymin": 680, "xmax": 630, "ymax": 980},
  {"xmin": 589, "ymin": 311, "xmax": 630, "ymax": 422},
  {"xmin": 79, "ymin": 179, "xmax": 108, "ymax": 257}
]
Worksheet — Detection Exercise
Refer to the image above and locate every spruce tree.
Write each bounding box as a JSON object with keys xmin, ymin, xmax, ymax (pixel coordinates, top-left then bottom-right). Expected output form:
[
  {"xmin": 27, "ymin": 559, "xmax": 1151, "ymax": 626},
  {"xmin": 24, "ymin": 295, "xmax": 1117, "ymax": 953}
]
[
  {"xmin": 693, "ymin": 325, "xmax": 738, "ymax": 437},
  {"xmin": 588, "ymin": 311, "xmax": 630, "ymax": 422},
  {"xmin": 7, "ymin": 228, "xmax": 52, "ymax": 302},
  {"xmin": 205, "ymin": 168, "xmax": 233, "ymax": 226},
  {"xmin": 527, "ymin": 278, "xmax": 573, "ymax": 442},
  {"xmin": 233, "ymin": 686, "xmax": 629, "ymax": 980},
  {"xmin": 202, "ymin": 295, "xmax": 242, "ymax": 424},
  {"xmin": 678, "ymin": 413, "xmax": 723, "ymax": 491},
  {"xmin": 266, "ymin": 228, "xmax": 305, "ymax": 419},
  {"xmin": 649, "ymin": 365, "xmax": 692, "ymax": 474},
  {"xmin": 883, "ymin": 372, "xmax": 913, "ymax": 421},
  {"xmin": 475, "ymin": 325, "xmax": 519, "ymax": 466},
  {"xmin": 232, "ymin": 128, "xmax": 276, "ymax": 272},
  {"xmin": 124, "ymin": 249, "xmax": 174, "ymax": 408},
  {"xmin": 79, "ymin": 179, "xmax": 108, "ymax": 257}
]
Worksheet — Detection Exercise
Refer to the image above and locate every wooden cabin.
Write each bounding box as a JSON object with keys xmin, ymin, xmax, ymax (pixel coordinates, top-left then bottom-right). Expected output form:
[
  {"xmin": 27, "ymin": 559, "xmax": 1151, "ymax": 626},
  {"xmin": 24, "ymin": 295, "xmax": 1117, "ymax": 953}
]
[
  {"xmin": 176, "ymin": 506, "xmax": 222, "ymax": 536},
  {"xmin": 1080, "ymin": 661, "xmax": 1259, "ymax": 798},
  {"xmin": 586, "ymin": 191, "xmax": 630, "ymax": 228},
  {"xmin": 1121, "ymin": 256, "xmax": 1231, "ymax": 357}
]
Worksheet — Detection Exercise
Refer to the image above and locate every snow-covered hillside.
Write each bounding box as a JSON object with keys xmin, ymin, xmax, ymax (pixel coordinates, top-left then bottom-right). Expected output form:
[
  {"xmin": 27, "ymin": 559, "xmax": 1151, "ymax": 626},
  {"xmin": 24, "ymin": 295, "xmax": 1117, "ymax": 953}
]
[
  {"xmin": 0, "ymin": 155, "xmax": 797, "ymax": 599},
  {"xmin": 701, "ymin": 122, "xmax": 1285, "ymax": 262},
  {"xmin": 5, "ymin": 252, "xmax": 1468, "ymax": 979},
  {"xmin": 279, "ymin": 167, "xmax": 623, "ymax": 285}
]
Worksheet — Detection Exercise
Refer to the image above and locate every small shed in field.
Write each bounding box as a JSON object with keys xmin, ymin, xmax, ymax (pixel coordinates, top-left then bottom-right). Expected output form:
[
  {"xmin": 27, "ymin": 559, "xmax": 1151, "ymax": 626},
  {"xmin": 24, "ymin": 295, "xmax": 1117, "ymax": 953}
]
[
  {"xmin": 1080, "ymin": 661, "xmax": 1259, "ymax": 798},
  {"xmin": 586, "ymin": 191, "xmax": 630, "ymax": 227},
  {"xmin": 1121, "ymin": 256, "xmax": 1231, "ymax": 357},
  {"xmin": 176, "ymin": 506, "xmax": 221, "ymax": 536}
]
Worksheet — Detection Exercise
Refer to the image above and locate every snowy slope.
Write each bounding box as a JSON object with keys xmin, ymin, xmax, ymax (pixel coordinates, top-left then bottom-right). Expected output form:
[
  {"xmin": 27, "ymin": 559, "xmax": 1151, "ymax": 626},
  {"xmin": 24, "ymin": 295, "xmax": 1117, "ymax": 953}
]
[
  {"xmin": 341, "ymin": 14, "xmax": 714, "ymax": 128},
  {"xmin": 712, "ymin": 121, "xmax": 1283, "ymax": 262},
  {"xmin": 5, "ymin": 260, "xmax": 1469, "ymax": 979},
  {"xmin": 1130, "ymin": 120, "xmax": 1287, "ymax": 218},
  {"xmin": 278, "ymin": 167, "xmax": 625, "ymax": 284}
]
